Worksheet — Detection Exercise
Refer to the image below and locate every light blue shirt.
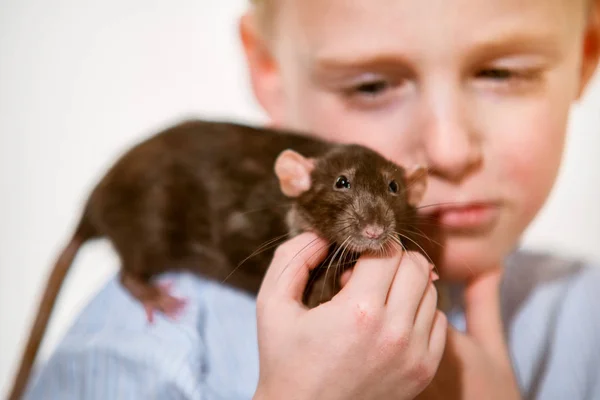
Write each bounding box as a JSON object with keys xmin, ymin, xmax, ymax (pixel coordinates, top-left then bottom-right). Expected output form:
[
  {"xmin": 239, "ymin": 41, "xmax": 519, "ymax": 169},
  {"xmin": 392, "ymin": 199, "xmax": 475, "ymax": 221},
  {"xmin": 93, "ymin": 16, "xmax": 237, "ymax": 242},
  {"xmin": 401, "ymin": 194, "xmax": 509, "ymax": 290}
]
[{"xmin": 24, "ymin": 249, "xmax": 600, "ymax": 399}]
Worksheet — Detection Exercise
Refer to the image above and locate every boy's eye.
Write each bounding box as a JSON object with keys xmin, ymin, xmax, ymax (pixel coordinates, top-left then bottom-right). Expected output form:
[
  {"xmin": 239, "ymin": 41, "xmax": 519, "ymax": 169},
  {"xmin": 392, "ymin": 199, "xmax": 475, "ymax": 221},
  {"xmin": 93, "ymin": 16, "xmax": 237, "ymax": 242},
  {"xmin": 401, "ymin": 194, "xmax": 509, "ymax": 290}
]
[
  {"xmin": 355, "ymin": 80, "xmax": 390, "ymax": 95},
  {"xmin": 472, "ymin": 65, "xmax": 543, "ymax": 93},
  {"xmin": 341, "ymin": 76, "xmax": 403, "ymax": 109},
  {"xmin": 476, "ymin": 68, "xmax": 515, "ymax": 80}
]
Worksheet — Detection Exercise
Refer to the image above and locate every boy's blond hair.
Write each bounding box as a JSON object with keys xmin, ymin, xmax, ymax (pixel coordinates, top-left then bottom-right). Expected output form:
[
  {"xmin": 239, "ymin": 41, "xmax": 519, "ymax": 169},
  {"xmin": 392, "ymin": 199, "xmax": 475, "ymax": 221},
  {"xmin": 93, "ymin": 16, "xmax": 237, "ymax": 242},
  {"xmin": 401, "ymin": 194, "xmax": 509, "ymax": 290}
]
[
  {"xmin": 249, "ymin": 0, "xmax": 274, "ymax": 35},
  {"xmin": 250, "ymin": 0, "xmax": 273, "ymax": 28},
  {"xmin": 249, "ymin": 0, "xmax": 599, "ymax": 34}
]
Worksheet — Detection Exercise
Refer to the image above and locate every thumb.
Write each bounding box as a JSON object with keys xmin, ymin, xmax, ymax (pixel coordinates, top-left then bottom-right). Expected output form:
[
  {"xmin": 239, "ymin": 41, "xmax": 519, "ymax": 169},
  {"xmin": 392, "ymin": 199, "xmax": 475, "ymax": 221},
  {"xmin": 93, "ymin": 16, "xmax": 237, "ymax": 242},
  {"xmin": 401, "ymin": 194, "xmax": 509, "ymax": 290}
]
[
  {"xmin": 463, "ymin": 268, "xmax": 512, "ymax": 369},
  {"xmin": 259, "ymin": 232, "xmax": 329, "ymax": 304}
]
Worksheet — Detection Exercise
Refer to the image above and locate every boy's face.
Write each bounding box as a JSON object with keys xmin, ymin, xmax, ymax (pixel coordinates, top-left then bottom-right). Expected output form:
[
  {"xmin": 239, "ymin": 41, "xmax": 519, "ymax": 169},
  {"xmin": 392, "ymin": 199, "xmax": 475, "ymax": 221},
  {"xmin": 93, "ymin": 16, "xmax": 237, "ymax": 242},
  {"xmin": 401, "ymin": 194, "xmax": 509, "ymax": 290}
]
[{"xmin": 242, "ymin": 0, "xmax": 599, "ymax": 280}]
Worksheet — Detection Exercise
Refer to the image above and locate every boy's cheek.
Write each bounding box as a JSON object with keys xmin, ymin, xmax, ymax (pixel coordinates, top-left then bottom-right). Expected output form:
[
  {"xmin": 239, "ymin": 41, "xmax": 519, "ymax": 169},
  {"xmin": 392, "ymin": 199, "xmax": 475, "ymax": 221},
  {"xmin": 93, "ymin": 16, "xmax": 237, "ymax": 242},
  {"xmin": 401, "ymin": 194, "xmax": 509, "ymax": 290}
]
[{"xmin": 491, "ymin": 100, "xmax": 568, "ymax": 227}]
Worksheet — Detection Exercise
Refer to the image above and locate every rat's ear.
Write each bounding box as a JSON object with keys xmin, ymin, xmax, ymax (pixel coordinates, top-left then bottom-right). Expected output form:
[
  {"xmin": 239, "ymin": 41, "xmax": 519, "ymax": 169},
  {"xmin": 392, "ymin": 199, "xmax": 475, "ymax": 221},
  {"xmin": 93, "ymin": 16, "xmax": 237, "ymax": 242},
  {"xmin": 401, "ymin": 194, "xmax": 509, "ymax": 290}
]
[
  {"xmin": 404, "ymin": 165, "xmax": 428, "ymax": 207},
  {"xmin": 274, "ymin": 149, "xmax": 316, "ymax": 197}
]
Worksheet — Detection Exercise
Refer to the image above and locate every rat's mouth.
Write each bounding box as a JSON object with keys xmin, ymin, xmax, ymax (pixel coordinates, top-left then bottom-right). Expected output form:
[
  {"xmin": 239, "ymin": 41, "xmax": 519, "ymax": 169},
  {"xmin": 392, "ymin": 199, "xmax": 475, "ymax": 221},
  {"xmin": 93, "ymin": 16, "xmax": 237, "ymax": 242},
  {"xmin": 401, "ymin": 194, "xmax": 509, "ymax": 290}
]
[{"xmin": 344, "ymin": 235, "xmax": 396, "ymax": 255}]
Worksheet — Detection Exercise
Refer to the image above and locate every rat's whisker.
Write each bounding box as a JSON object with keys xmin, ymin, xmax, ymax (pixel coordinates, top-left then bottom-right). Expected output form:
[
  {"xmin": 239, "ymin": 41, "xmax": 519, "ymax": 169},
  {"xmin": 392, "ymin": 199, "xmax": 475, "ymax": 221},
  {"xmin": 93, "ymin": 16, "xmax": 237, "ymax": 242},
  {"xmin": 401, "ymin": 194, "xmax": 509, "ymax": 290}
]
[
  {"xmin": 279, "ymin": 237, "xmax": 329, "ymax": 286},
  {"xmin": 415, "ymin": 201, "xmax": 468, "ymax": 210},
  {"xmin": 393, "ymin": 231, "xmax": 438, "ymax": 274},
  {"xmin": 331, "ymin": 257, "xmax": 358, "ymax": 269},
  {"xmin": 320, "ymin": 236, "xmax": 350, "ymax": 302},
  {"xmin": 333, "ymin": 240, "xmax": 352, "ymax": 294},
  {"xmin": 393, "ymin": 231, "xmax": 432, "ymax": 260},
  {"xmin": 396, "ymin": 228, "xmax": 442, "ymax": 248},
  {"xmin": 388, "ymin": 233, "xmax": 407, "ymax": 253},
  {"xmin": 404, "ymin": 225, "xmax": 439, "ymax": 243},
  {"xmin": 409, "ymin": 220, "xmax": 449, "ymax": 229},
  {"xmin": 389, "ymin": 235, "xmax": 411, "ymax": 262},
  {"xmin": 334, "ymin": 223, "xmax": 357, "ymax": 235},
  {"xmin": 336, "ymin": 240, "xmax": 352, "ymax": 292},
  {"xmin": 388, "ymin": 240, "xmax": 402, "ymax": 255},
  {"xmin": 221, "ymin": 233, "xmax": 293, "ymax": 284},
  {"xmin": 407, "ymin": 213, "xmax": 481, "ymax": 230},
  {"xmin": 304, "ymin": 248, "xmax": 336, "ymax": 301},
  {"xmin": 404, "ymin": 215, "xmax": 445, "ymax": 224},
  {"xmin": 243, "ymin": 233, "xmax": 292, "ymax": 261},
  {"xmin": 304, "ymin": 242, "xmax": 341, "ymax": 297}
]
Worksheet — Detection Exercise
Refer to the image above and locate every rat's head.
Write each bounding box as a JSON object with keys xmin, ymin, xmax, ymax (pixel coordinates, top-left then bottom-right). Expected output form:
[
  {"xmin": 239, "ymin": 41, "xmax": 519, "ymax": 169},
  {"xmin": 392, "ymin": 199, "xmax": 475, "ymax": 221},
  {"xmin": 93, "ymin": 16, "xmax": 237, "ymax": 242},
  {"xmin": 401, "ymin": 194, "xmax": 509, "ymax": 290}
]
[{"xmin": 274, "ymin": 145, "xmax": 427, "ymax": 253}]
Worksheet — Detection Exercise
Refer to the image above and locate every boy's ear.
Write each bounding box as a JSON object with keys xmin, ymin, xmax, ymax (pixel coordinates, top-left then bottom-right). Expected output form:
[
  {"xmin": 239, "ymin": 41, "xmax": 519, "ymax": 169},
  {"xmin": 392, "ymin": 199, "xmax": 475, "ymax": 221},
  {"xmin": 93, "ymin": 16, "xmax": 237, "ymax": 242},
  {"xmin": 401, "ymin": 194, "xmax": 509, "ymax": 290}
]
[
  {"xmin": 274, "ymin": 150, "xmax": 316, "ymax": 197},
  {"xmin": 239, "ymin": 11, "xmax": 286, "ymax": 125},
  {"xmin": 577, "ymin": 3, "xmax": 600, "ymax": 99},
  {"xmin": 404, "ymin": 165, "xmax": 428, "ymax": 207}
]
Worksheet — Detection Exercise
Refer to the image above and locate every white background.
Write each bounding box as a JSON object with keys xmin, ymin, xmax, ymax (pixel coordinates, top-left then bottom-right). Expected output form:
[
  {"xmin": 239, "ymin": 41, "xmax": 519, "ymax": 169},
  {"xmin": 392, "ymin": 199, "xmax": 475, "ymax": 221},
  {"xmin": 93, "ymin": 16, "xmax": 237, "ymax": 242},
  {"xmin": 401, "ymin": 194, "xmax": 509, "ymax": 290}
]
[{"xmin": 1, "ymin": 0, "xmax": 599, "ymax": 397}]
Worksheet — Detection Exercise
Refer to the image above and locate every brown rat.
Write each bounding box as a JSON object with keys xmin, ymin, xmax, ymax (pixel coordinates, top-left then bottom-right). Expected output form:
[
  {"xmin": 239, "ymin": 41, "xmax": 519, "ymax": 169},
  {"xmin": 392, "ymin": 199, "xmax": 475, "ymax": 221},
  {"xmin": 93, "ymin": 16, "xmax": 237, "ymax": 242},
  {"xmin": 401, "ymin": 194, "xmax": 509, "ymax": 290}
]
[{"xmin": 8, "ymin": 119, "xmax": 432, "ymax": 400}]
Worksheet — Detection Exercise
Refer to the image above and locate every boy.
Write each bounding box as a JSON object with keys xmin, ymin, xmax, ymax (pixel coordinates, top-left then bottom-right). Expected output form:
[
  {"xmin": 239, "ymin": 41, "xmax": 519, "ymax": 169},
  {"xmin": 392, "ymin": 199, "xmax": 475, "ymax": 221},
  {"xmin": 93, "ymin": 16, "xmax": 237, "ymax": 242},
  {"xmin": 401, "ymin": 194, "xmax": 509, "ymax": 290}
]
[{"xmin": 23, "ymin": 0, "xmax": 600, "ymax": 399}]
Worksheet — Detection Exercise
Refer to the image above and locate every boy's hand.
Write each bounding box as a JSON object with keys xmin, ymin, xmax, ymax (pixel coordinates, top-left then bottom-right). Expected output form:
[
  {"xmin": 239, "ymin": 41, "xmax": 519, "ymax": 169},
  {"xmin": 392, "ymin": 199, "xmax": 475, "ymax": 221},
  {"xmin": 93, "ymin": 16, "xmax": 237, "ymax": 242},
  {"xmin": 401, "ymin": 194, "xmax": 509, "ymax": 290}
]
[
  {"xmin": 253, "ymin": 232, "xmax": 447, "ymax": 400},
  {"xmin": 416, "ymin": 269, "xmax": 522, "ymax": 400}
]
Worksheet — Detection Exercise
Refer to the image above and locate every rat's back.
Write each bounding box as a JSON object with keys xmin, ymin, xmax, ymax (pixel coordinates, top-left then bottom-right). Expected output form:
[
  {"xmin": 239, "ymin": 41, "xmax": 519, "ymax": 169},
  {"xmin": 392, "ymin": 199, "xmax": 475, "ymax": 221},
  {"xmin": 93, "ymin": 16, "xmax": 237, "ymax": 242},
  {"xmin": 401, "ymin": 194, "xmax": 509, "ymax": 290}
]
[{"xmin": 83, "ymin": 119, "xmax": 329, "ymax": 235}]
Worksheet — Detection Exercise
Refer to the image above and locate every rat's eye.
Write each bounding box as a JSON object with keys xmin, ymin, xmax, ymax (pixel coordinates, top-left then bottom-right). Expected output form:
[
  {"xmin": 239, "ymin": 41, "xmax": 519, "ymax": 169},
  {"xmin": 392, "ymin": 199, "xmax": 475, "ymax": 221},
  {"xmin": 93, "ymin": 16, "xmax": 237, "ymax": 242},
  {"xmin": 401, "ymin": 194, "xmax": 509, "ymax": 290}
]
[
  {"xmin": 388, "ymin": 180, "xmax": 399, "ymax": 194},
  {"xmin": 335, "ymin": 175, "xmax": 351, "ymax": 190}
]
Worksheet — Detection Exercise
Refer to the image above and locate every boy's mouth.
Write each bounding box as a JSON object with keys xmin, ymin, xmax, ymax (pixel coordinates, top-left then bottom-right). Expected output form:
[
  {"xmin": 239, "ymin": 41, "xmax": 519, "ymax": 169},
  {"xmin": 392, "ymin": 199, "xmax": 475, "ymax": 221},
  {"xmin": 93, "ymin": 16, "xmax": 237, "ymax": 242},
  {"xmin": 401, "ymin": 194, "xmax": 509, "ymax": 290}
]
[{"xmin": 418, "ymin": 201, "xmax": 501, "ymax": 234}]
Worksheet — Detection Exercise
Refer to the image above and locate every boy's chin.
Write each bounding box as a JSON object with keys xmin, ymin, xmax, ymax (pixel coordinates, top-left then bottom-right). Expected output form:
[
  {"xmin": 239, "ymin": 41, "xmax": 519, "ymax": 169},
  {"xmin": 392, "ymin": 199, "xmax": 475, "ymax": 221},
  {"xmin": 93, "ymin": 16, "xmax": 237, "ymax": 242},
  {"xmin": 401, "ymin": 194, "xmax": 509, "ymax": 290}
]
[{"xmin": 435, "ymin": 235, "xmax": 515, "ymax": 282}]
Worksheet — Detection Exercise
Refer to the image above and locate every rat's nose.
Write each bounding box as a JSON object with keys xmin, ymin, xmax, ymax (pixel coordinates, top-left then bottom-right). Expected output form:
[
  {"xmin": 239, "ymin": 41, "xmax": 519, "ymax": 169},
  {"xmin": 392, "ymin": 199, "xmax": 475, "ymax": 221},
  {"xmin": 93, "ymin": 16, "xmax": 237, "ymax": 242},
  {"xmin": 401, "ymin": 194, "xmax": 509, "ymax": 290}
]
[{"xmin": 362, "ymin": 224, "xmax": 384, "ymax": 239}]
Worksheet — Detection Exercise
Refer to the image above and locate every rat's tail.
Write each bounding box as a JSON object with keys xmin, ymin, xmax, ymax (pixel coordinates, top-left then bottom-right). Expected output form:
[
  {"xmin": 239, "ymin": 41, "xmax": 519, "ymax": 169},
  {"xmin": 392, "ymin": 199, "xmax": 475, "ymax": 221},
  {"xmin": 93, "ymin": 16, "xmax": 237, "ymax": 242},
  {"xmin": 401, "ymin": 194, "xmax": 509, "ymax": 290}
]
[{"xmin": 7, "ymin": 212, "xmax": 98, "ymax": 400}]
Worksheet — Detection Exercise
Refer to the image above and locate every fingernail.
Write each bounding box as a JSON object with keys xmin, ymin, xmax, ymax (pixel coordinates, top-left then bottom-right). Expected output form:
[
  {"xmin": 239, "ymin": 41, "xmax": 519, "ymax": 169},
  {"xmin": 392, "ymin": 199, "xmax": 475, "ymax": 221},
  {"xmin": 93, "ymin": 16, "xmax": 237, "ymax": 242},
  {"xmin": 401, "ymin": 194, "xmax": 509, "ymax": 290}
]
[{"xmin": 431, "ymin": 271, "xmax": 439, "ymax": 281}]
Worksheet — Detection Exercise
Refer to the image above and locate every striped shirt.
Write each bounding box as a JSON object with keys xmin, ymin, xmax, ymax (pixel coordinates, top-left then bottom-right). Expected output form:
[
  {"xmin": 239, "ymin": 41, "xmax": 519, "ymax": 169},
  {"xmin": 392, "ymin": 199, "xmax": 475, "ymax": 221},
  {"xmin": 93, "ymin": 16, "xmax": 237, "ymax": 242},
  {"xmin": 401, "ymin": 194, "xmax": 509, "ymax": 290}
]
[{"xmin": 24, "ymin": 250, "xmax": 600, "ymax": 399}]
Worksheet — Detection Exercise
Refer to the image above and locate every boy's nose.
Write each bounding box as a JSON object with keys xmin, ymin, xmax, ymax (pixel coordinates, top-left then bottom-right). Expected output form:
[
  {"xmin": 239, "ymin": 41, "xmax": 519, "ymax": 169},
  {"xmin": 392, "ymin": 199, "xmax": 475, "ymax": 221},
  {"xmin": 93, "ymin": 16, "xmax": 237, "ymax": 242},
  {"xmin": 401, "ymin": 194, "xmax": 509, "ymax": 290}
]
[{"xmin": 420, "ymin": 92, "xmax": 482, "ymax": 182}]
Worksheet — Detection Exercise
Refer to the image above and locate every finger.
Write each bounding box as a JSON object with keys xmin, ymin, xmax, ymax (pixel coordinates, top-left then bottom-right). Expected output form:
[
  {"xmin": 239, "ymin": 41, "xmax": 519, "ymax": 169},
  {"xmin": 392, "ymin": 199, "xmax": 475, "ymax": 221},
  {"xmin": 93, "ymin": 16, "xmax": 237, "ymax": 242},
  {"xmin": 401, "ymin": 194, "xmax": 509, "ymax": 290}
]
[
  {"xmin": 428, "ymin": 310, "xmax": 448, "ymax": 363},
  {"xmin": 339, "ymin": 268, "xmax": 353, "ymax": 288},
  {"xmin": 413, "ymin": 280, "xmax": 438, "ymax": 343},
  {"xmin": 386, "ymin": 251, "xmax": 433, "ymax": 325},
  {"xmin": 463, "ymin": 268, "xmax": 511, "ymax": 368},
  {"xmin": 338, "ymin": 246, "xmax": 403, "ymax": 305},
  {"xmin": 259, "ymin": 232, "xmax": 330, "ymax": 302}
]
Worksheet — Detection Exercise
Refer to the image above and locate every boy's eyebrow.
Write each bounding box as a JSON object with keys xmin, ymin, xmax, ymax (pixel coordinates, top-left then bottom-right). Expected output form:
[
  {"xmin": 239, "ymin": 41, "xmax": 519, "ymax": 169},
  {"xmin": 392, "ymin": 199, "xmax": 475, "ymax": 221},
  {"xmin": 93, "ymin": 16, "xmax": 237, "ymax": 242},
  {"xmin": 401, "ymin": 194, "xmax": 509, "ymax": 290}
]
[
  {"xmin": 311, "ymin": 54, "xmax": 413, "ymax": 75},
  {"xmin": 465, "ymin": 30, "xmax": 562, "ymax": 61},
  {"xmin": 310, "ymin": 31, "xmax": 561, "ymax": 73}
]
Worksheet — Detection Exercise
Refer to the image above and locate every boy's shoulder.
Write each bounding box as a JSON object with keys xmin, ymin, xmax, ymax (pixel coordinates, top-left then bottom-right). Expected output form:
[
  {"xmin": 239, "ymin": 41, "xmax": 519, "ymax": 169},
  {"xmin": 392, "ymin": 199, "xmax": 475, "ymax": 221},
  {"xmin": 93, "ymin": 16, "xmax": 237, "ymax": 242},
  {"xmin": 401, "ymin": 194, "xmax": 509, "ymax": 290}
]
[
  {"xmin": 502, "ymin": 248, "xmax": 600, "ymax": 323},
  {"xmin": 27, "ymin": 271, "xmax": 261, "ymax": 399},
  {"xmin": 501, "ymin": 249, "xmax": 600, "ymax": 399}
]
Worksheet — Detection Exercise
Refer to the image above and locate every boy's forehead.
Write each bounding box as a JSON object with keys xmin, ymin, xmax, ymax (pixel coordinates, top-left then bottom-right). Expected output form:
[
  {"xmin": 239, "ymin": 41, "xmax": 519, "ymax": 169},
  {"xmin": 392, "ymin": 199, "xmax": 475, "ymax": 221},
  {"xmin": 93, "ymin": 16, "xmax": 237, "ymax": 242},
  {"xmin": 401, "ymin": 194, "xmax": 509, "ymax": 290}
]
[
  {"xmin": 276, "ymin": 0, "xmax": 585, "ymax": 61},
  {"xmin": 278, "ymin": 0, "xmax": 585, "ymax": 26}
]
